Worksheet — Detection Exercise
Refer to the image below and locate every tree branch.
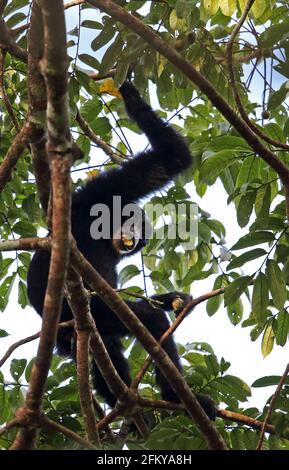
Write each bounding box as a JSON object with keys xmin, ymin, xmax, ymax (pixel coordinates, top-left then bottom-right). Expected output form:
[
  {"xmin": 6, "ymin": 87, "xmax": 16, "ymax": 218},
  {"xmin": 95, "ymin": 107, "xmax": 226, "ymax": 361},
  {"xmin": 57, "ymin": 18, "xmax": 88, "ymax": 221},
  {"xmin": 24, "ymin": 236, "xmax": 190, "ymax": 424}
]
[
  {"xmin": 138, "ymin": 397, "xmax": 289, "ymax": 439},
  {"xmin": 66, "ymin": 269, "xmax": 100, "ymax": 446},
  {"xmin": 27, "ymin": 0, "xmax": 50, "ymax": 212},
  {"xmin": 10, "ymin": 0, "xmax": 72, "ymax": 450},
  {"xmin": 41, "ymin": 416, "xmax": 98, "ymax": 450},
  {"xmin": 0, "ymin": 17, "xmax": 28, "ymax": 62},
  {"xmin": 256, "ymin": 362, "xmax": 289, "ymax": 450},
  {"xmin": 0, "ymin": 320, "xmax": 73, "ymax": 368},
  {"xmin": 226, "ymin": 0, "xmax": 289, "ymax": 152},
  {"xmin": 75, "ymin": 110, "xmax": 125, "ymax": 164},
  {"xmin": 70, "ymin": 245, "xmax": 228, "ymax": 450},
  {"xmin": 0, "ymin": 121, "xmax": 35, "ymax": 193},
  {"xmin": 0, "ymin": 236, "xmax": 50, "ymax": 251}
]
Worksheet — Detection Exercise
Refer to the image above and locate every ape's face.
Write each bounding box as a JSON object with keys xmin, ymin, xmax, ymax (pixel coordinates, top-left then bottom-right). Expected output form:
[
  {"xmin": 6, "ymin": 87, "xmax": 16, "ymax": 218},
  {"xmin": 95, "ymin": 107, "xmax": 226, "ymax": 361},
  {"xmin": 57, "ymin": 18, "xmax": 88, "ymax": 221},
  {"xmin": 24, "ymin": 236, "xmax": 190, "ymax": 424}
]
[{"xmin": 111, "ymin": 204, "xmax": 152, "ymax": 257}]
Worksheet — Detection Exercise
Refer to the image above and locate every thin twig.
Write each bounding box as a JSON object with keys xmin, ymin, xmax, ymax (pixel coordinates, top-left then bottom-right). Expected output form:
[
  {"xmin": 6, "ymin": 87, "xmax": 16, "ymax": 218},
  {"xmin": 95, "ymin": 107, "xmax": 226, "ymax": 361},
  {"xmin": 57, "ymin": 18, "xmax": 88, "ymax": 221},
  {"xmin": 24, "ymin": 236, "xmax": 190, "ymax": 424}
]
[
  {"xmin": 66, "ymin": 269, "xmax": 100, "ymax": 446},
  {"xmin": 75, "ymin": 110, "xmax": 125, "ymax": 164},
  {"xmin": 0, "ymin": 321, "xmax": 74, "ymax": 368},
  {"xmin": 42, "ymin": 416, "xmax": 98, "ymax": 449},
  {"xmin": 227, "ymin": 0, "xmax": 289, "ymax": 151},
  {"xmin": 256, "ymin": 363, "xmax": 289, "ymax": 450}
]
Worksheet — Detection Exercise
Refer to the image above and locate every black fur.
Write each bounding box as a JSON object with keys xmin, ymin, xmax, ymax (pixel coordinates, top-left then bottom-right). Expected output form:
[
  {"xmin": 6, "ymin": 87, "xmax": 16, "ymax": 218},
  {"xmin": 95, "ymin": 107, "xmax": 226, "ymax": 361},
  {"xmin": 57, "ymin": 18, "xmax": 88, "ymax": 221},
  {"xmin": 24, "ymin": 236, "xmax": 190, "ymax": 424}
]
[{"xmin": 27, "ymin": 81, "xmax": 215, "ymax": 420}]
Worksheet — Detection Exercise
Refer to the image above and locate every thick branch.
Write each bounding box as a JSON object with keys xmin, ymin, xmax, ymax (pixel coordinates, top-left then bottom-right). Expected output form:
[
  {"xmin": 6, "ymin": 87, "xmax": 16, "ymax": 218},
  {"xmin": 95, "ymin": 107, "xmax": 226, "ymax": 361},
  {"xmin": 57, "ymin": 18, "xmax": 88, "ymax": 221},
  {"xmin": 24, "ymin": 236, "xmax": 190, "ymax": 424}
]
[
  {"xmin": 0, "ymin": 121, "xmax": 35, "ymax": 192},
  {"xmin": 11, "ymin": 0, "xmax": 72, "ymax": 450},
  {"xmin": 0, "ymin": 236, "xmax": 50, "ymax": 251},
  {"xmin": 28, "ymin": 1, "xmax": 50, "ymax": 212}
]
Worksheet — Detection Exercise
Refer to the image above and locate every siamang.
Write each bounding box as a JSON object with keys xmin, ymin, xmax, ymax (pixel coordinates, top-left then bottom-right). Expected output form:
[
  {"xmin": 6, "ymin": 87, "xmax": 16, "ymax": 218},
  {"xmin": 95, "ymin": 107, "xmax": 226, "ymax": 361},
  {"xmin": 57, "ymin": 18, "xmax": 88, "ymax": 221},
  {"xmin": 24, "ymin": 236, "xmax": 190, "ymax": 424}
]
[{"xmin": 27, "ymin": 81, "xmax": 215, "ymax": 420}]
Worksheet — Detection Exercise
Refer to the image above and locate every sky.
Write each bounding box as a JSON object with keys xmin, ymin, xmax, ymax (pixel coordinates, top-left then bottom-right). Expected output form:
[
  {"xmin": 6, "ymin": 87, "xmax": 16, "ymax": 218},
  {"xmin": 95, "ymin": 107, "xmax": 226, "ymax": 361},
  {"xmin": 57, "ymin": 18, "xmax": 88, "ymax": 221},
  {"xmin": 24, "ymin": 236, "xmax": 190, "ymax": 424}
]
[{"xmin": 1, "ymin": 2, "xmax": 288, "ymax": 413}]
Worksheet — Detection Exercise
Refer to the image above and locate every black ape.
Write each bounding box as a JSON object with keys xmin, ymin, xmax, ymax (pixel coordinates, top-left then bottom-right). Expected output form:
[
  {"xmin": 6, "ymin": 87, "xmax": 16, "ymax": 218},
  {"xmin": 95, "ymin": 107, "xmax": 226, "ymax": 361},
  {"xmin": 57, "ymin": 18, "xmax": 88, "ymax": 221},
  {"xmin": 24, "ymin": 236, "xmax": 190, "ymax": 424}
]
[{"xmin": 27, "ymin": 81, "xmax": 215, "ymax": 419}]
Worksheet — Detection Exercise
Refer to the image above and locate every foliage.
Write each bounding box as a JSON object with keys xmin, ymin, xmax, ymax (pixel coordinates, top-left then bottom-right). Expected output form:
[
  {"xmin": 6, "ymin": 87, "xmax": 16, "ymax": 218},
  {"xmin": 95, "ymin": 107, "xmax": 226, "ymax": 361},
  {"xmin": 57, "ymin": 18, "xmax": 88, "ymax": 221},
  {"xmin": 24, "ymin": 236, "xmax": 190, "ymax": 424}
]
[{"xmin": 0, "ymin": 0, "xmax": 289, "ymax": 450}]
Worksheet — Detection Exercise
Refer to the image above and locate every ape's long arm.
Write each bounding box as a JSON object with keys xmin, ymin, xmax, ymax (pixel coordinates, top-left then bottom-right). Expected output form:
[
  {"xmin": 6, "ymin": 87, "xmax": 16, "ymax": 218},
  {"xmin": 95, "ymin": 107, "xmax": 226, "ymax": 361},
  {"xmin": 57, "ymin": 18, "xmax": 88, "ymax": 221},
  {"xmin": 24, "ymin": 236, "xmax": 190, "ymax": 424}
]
[{"xmin": 75, "ymin": 81, "xmax": 192, "ymax": 204}]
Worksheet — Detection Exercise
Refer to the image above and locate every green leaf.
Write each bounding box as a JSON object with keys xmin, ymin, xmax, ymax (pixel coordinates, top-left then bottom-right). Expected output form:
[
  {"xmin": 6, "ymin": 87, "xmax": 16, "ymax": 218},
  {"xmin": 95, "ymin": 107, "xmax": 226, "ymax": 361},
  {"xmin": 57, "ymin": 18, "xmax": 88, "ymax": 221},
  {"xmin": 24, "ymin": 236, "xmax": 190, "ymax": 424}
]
[
  {"xmin": 267, "ymin": 83, "xmax": 289, "ymax": 111},
  {"xmin": 10, "ymin": 358, "xmax": 27, "ymax": 381},
  {"xmin": 0, "ymin": 274, "xmax": 16, "ymax": 311},
  {"xmin": 215, "ymin": 374, "xmax": 251, "ymax": 401},
  {"xmin": 252, "ymin": 375, "xmax": 289, "ymax": 388},
  {"xmin": 260, "ymin": 17, "xmax": 289, "ymax": 47},
  {"xmin": 227, "ymin": 248, "xmax": 266, "ymax": 270},
  {"xmin": 119, "ymin": 265, "xmax": 140, "ymax": 286},
  {"xmin": 90, "ymin": 117, "xmax": 111, "ymax": 137},
  {"xmin": 236, "ymin": 156, "xmax": 260, "ymax": 188},
  {"xmin": 25, "ymin": 358, "xmax": 36, "ymax": 383},
  {"xmin": 231, "ymin": 231, "xmax": 275, "ymax": 250},
  {"xmin": 249, "ymin": 321, "xmax": 266, "ymax": 341},
  {"xmin": 13, "ymin": 221, "xmax": 37, "ymax": 237},
  {"xmin": 0, "ymin": 386, "xmax": 11, "ymax": 425},
  {"xmin": 264, "ymin": 122, "xmax": 285, "ymax": 143},
  {"xmin": 283, "ymin": 118, "xmax": 289, "ymax": 138},
  {"xmin": 0, "ymin": 329, "xmax": 9, "ymax": 338},
  {"xmin": 114, "ymin": 63, "xmax": 130, "ymax": 88},
  {"xmin": 208, "ymin": 135, "xmax": 249, "ymax": 152},
  {"xmin": 206, "ymin": 294, "xmax": 222, "ymax": 316},
  {"xmin": 255, "ymin": 184, "xmax": 271, "ymax": 220},
  {"xmin": 203, "ymin": 0, "xmax": 220, "ymax": 16},
  {"xmin": 80, "ymin": 98, "xmax": 102, "ymax": 123},
  {"xmin": 204, "ymin": 354, "xmax": 219, "ymax": 376},
  {"xmin": 266, "ymin": 259, "xmax": 287, "ymax": 310},
  {"xmin": 50, "ymin": 384, "xmax": 77, "ymax": 401},
  {"xmin": 251, "ymin": 272, "xmax": 269, "ymax": 325},
  {"xmin": 99, "ymin": 34, "xmax": 124, "ymax": 75},
  {"xmin": 227, "ymin": 298, "xmax": 243, "ymax": 325},
  {"xmin": 261, "ymin": 321, "xmax": 275, "ymax": 358},
  {"xmin": 237, "ymin": 191, "xmax": 256, "ymax": 227},
  {"xmin": 6, "ymin": 12, "xmax": 26, "ymax": 28},
  {"xmin": 81, "ymin": 20, "xmax": 103, "ymax": 29},
  {"xmin": 252, "ymin": 0, "xmax": 267, "ymax": 19},
  {"xmin": 206, "ymin": 275, "xmax": 225, "ymax": 316},
  {"xmin": 78, "ymin": 53, "xmax": 100, "ymax": 70},
  {"xmin": 18, "ymin": 280, "xmax": 28, "ymax": 309},
  {"xmin": 91, "ymin": 27, "xmax": 116, "ymax": 52},
  {"xmin": 276, "ymin": 310, "xmax": 289, "ymax": 346},
  {"xmin": 231, "ymin": 429, "xmax": 245, "ymax": 450},
  {"xmin": 199, "ymin": 150, "xmax": 237, "ymax": 185},
  {"xmin": 219, "ymin": 0, "xmax": 236, "ymax": 16},
  {"xmin": 224, "ymin": 276, "xmax": 252, "ymax": 307}
]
